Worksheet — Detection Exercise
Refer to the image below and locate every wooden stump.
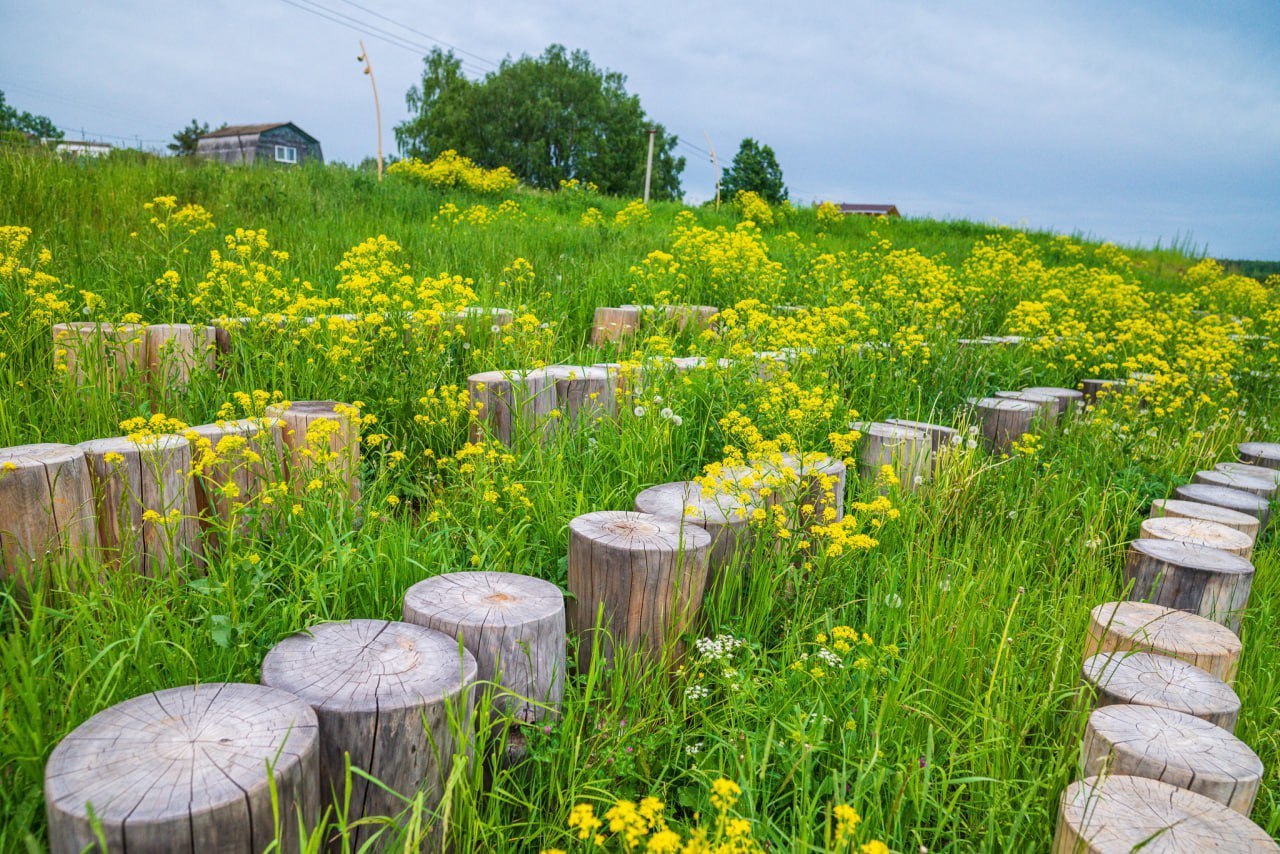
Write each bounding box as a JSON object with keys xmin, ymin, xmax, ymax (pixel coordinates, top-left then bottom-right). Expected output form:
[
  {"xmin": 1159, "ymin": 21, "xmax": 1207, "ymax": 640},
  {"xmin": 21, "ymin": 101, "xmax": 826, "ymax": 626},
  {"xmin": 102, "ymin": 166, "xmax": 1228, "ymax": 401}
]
[
  {"xmin": 1238, "ymin": 441, "xmax": 1280, "ymax": 470},
  {"xmin": 78, "ymin": 435, "xmax": 202, "ymax": 575},
  {"xmin": 860, "ymin": 422, "xmax": 931, "ymax": 488},
  {"xmin": 591, "ymin": 307, "xmax": 640, "ymax": 346},
  {"xmin": 1085, "ymin": 601, "xmax": 1241, "ymax": 683},
  {"xmin": 1140, "ymin": 516, "xmax": 1253, "ymax": 559},
  {"xmin": 995, "ymin": 389, "xmax": 1059, "ymax": 420},
  {"xmin": 1080, "ymin": 378, "xmax": 1122, "ymax": 404},
  {"xmin": 1192, "ymin": 469, "xmax": 1277, "ymax": 499},
  {"xmin": 466, "ymin": 369, "xmax": 554, "ymax": 446},
  {"xmin": 52, "ymin": 322, "xmax": 146, "ymax": 390},
  {"xmin": 634, "ymin": 481, "xmax": 757, "ymax": 590},
  {"xmin": 184, "ymin": 418, "xmax": 285, "ymax": 536},
  {"xmin": 261, "ymin": 620, "xmax": 477, "ymax": 851},
  {"xmin": 144, "ymin": 323, "xmax": 218, "ymax": 391},
  {"xmin": 1053, "ymin": 775, "xmax": 1278, "ymax": 853},
  {"xmin": 1172, "ymin": 483, "xmax": 1270, "ymax": 531},
  {"xmin": 566, "ymin": 511, "xmax": 711, "ymax": 667},
  {"xmin": 0, "ymin": 444, "xmax": 99, "ymax": 582},
  {"xmin": 666, "ymin": 304, "xmax": 719, "ymax": 332},
  {"xmin": 1022, "ymin": 386, "xmax": 1085, "ymax": 416},
  {"xmin": 1082, "ymin": 651, "xmax": 1240, "ymax": 731},
  {"xmin": 775, "ymin": 452, "xmax": 847, "ymax": 524},
  {"xmin": 1082, "ymin": 704, "xmax": 1262, "ymax": 814},
  {"xmin": 1215, "ymin": 461, "xmax": 1280, "ymax": 487},
  {"xmin": 265, "ymin": 401, "xmax": 361, "ymax": 501},
  {"xmin": 1150, "ymin": 498, "xmax": 1260, "ymax": 543},
  {"xmin": 541, "ymin": 364, "xmax": 618, "ymax": 423},
  {"xmin": 967, "ymin": 397, "xmax": 1038, "ymax": 453},
  {"xmin": 1124, "ymin": 538, "xmax": 1253, "ymax": 632},
  {"xmin": 884, "ymin": 418, "xmax": 959, "ymax": 453},
  {"xmin": 44, "ymin": 683, "xmax": 320, "ymax": 854},
  {"xmin": 402, "ymin": 571, "xmax": 565, "ymax": 722}
]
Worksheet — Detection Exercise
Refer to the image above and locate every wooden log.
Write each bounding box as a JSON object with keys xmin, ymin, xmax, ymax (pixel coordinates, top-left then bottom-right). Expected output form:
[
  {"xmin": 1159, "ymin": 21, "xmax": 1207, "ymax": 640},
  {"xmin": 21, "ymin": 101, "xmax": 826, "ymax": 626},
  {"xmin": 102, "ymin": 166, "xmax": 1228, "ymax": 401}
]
[
  {"xmin": 402, "ymin": 571, "xmax": 565, "ymax": 722},
  {"xmin": 1082, "ymin": 651, "xmax": 1240, "ymax": 731},
  {"xmin": 1192, "ymin": 469, "xmax": 1277, "ymax": 499},
  {"xmin": 261, "ymin": 620, "xmax": 476, "ymax": 852},
  {"xmin": 1082, "ymin": 704, "xmax": 1262, "ymax": 814},
  {"xmin": 994, "ymin": 389, "xmax": 1059, "ymax": 419},
  {"xmin": 1215, "ymin": 461, "xmax": 1280, "ymax": 487},
  {"xmin": 1053, "ymin": 775, "xmax": 1278, "ymax": 853},
  {"xmin": 1150, "ymin": 498, "xmax": 1260, "ymax": 543},
  {"xmin": 1085, "ymin": 601, "xmax": 1241, "ymax": 683},
  {"xmin": 44, "ymin": 683, "xmax": 320, "ymax": 854},
  {"xmin": 540, "ymin": 364, "xmax": 618, "ymax": 423},
  {"xmin": 860, "ymin": 422, "xmax": 931, "ymax": 488},
  {"xmin": 1124, "ymin": 538, "xmax": 1253, "ymax": 632},
  {"xmin": 0, "ymin": 444, "xmax": 99, "ymax": 582},
  {"xmin": 1140, "ymin": 516, "xmax": 1253, "ymax": 559},
  {"xmin": 78, "ymin": 435, "xmax": 202, "ymax": 575},
  {"xmin": 51, "ymin": 322, "xmax": 146, "ymax": 390},
  {"xmin": 1022, "ymin": 386, "xmax": 1085, "ymax": 416},
  {"xmin": 665, "ymin": 304, "xmax": 719, "ymax": 333},
  {"xmin": 634, "ymin": 481, "xmax": 757, "ymax": 590},
  {"xmin": 884, "ymin": 418, "xmax": 959, "ymax": 453},
  {"xmin": 775, "ymin": 452, "xmax": 847, "ymax": 524},
  {"xmin": 1080, "ymin": 378, "xmax": 1122, "ymax": 404},
  {"xmin": 466, "ymin": 369, "xmax": 555, "ymax": 446},
  {"xmin": 591, "ymin": 307, "xmax": 640, "ymax": 346},
  {"xmin": 264, "ymin": 401, "xmax": 361, "ymax": 501},
  {"xmin": 591, "ymin": 361, "xmax": 642, "ymax": 401},
  {"xmin": 967, "ymin": 397, "xmax": 1038, "ymax": 453},
  {"xmin": 144, "ymin": 323, "xmax": 218, "ymax": 391},
  {"xmin": 566, "ymin": 510, "xmax": 711, "ymax": 667},
  {"xmin": 1238, "ymin": 441, "xmax": 1280, "ymax": 470},
  {"xmin": 1172, "ymin": 484, "xmax": 1270, "ymax": 531},
  {"xmin": 183, "ymin": 418, "xmax": 285, "ymax": 536}
]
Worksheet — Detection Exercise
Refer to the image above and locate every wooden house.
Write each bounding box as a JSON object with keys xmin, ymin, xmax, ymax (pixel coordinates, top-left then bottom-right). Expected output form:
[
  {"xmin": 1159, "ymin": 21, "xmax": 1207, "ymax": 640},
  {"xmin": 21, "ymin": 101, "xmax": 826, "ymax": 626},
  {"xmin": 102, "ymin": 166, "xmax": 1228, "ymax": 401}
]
[
  {"xmin": 196, "ymin": 122, "xmax": 323, "ymax": 166},
  {"xmin": 838, "ymin": 203, "xmax": 900, "ymax": 217}
]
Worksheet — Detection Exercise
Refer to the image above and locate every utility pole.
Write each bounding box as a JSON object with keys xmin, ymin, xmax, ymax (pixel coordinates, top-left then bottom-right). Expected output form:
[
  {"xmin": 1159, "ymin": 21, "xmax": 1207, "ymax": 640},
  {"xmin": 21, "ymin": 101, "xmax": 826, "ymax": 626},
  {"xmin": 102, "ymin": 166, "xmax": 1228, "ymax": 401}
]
[
  {"xmin": 704, "ymin": 130, "xmax": 721, "ymax": 209},
  {"xmin": 642, "ymin": 128, "xmax": 656, "ymax": 203},
  {"xmin": 357, "ymin": 40, "xmax": 384, "ymax": 181}
]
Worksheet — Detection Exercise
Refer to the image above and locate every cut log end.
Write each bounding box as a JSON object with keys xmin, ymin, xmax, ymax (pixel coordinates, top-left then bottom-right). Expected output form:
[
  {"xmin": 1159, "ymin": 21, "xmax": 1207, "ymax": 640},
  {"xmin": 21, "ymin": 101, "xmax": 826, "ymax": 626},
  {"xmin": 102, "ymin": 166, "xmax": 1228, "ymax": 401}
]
[
  {"xmin": 1139, "ymin": 516, "xmax": 1253, "ymax": 558},
  {"xmin": 1150, "ymin": 499, "xmax": 1259, "ymax": 542},
  {"xmin": 1085, "ymin": 601, "xmax": 1241, "ymax": 683},
  {"xmin": 1082, "ymin": 651, "xmax": 1241, "ymax": 732}
]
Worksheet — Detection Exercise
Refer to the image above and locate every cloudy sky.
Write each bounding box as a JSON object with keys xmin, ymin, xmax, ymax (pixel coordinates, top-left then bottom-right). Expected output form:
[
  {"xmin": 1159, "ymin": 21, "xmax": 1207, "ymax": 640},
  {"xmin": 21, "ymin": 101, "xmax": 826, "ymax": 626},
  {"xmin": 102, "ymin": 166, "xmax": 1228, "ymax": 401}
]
[{"xmin": 3, "ymin": 0, "xmax": 1277, "ymax": 258}]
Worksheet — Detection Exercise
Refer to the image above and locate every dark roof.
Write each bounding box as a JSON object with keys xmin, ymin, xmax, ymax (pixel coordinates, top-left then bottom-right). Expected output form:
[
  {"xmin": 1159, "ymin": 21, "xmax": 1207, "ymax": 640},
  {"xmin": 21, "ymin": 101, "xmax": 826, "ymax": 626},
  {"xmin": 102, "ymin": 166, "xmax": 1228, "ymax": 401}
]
[
  {"xmin": 838, "ymin": 203, "xmax": 900, "ymax": 216},
  {"xmin": 199, "ymin": 122, "xmax": 319, "ymax": 143}
]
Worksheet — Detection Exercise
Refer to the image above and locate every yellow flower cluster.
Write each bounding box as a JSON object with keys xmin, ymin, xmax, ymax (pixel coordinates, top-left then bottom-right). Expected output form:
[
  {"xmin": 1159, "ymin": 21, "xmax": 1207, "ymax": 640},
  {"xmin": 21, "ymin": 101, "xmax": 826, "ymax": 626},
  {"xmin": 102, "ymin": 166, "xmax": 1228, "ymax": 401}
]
[
  {"xmin": 615, "ymin": 199, "xmax": 652, "ymax": 227},
  {"xmin": 143, "ymin": 195, "xmax": 216, "ymax": 238},
  {"xmin": 732, "ymin": 191, "xmax": 773, "ymax": 227},
  {"xmin": 387, "ymin": 150, "xmax": 518, "ymax": 193},
  {"xmin": 815, "ymin": 201, "xmax": 843, "ymax": 226}
]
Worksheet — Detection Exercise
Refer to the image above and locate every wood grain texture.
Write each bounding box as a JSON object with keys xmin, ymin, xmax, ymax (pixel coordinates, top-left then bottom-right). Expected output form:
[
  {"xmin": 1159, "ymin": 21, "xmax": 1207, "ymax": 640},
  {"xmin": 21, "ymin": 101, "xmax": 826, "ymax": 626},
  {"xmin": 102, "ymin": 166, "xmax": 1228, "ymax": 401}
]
[
  {"xmin": 78, "ymin": 435, "xmax": 201, "ymax": 576},
  {"xmin": 1124, "ymin": 538, "xmax": 1253, "ymax": 632},
  {"xmin": 265, "ymin": 401, "xmax": 361, "ymax": 501},
  {"xmin": 0, "ymin": 444, "xmax": 99, "ymax": 582},
  {"xmin": 1238, "ymin": 441, "xmax": 1280, "ymax": 470},
  {"xmin": 539, "ymin": 365, "xmax": 618, "ymax": 424},
  {"xmin": 144, "ymin": 323, "xmax": 218, "ymax": 391},
  {"xmin": 1150, "ymin": 499, "xmax": 1259, "ymax": 543},
  {"xmin": 776, "ymin": 452, "xmax": 847, "ymax": 524},
  {"xmin": 1022, "ymin": 386, "xmax": 1085, "ymax": 416},
  {"xmin": 1082, "ymin": 651, "xmax": 1241, "ymax": 731},
  {"xmin": 403, "ymin": 571, "xmax": 565, "ymax": 722},
  {"xmin": 1080, "ymin": 378, "xmax": 1122, "ymax": 404},
  {"xmin": 1192, "ymin": 469, "xmax": 1277, "ymax": 499},
  {"xmin": 261, "ymin": 620, "xmax": 477, "ymax": 852},
  {"xmin": 184, "ymin": 418, "xmax": 285, "ymax": 538},
  {"xmin": 1140, "ymin": 516, "xmax": 1253, "ymax": 559},
  {"xmin": 1173, "ymin": 483, "xmax": 1270, "ymax": 530},
  {"xmin": 860, "ymin": 422, "xmax": 932, "ymax": 488},
  {"xmin": 634, "ymin": 481, "xmax": 756, "ymax": 591},
  {"xmin": 1082, "ymin": 704, "xmax": 1262, "ymax": 814},
  {"xmin": 466, "ymin": 370, "xmax": 555, "ymax": 446},
  {"xmin": 995, "ymin": 389, "xmax": 1059, "ymax": 419},
  {"xmin": 1085, "ymin": 601, "xmax": 1242, "ymax": 683},
  {"xmin": 1053, "ymin": 775, "xmax": 1277, "ymax": 853},
  {"xmin": 591, "ymin": 307, "xmax": 640, "ymax": 345},
  {"xmin": 884, "ymin": 419, "xmax": 959, "ymax": 453},
  {"xmin": 1215, "ymin": 461, "xmax": 1280, "ymax": 486},
  {"xmin": 967, "ymin": 396, "xmax": 1038, "ymax": 453},
  {"xmin": 44, "ymin": 682, "xmax": 320, "ymax": 854},
  {"xmin": 51, "ymin": 322, "xmax": 146, "ymax": 391},
  {"xmin": 566, "ymin": 510, "xmax": 711, "ymax": 668}
]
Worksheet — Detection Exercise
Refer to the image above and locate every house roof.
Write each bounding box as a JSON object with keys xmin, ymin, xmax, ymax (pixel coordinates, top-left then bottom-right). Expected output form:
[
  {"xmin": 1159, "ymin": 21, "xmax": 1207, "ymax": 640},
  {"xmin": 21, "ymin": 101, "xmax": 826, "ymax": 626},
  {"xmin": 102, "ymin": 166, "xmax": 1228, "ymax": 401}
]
[
  {"xmin": 838, "ymin": 203, "xmax": 900, "ymax": 215},
  {"xmin": 199, "ymin": 122, "xmax": 318, "ymax": 143}
]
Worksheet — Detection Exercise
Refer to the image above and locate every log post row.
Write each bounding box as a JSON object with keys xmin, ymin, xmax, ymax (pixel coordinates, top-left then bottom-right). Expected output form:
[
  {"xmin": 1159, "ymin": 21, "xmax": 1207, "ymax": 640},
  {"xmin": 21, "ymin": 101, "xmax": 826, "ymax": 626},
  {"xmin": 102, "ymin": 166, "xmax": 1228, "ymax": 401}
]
[
  {"xmin": 0, "ymin": 444, "xmax": 99, "ymax": 583},
  {"xmin": 967, "ymin": 396, "xmax": 1038, "ymax": 454},
  {"xmin": 860, "ymin": 422, "xmax": 931, "ymax": 489},
  {"xmin": 466, "ymin": 369, "xmax": 555, "ymax": 446},
  {"xmin": 265, "ymin": 400, "xmax": 362, "ymax": 501}
]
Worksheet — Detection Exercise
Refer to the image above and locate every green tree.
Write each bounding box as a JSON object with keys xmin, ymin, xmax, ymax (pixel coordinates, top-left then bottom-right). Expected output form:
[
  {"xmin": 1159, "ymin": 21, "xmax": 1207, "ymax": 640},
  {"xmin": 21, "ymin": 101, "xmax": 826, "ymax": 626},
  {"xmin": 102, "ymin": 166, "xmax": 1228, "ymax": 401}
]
[
  {"xmin": 395, "ymin": 46, "xmax": 685, "ymax": 199},
  {"xmin": 0, "ymin": 90, "xmax": 62, "ymax": 140},
  {"xmin": 169, "ymin": 119, "xmax": 211, "ymax": 156},
  {"xmin": 720, "ymin": 138, "xmax": 787, "ymax": 204}
]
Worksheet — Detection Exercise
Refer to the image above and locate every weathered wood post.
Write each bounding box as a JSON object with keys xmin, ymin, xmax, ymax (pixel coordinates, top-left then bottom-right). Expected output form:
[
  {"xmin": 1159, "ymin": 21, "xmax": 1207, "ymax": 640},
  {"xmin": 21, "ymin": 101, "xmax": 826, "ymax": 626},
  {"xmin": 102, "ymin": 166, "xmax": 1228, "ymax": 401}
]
[
  {"xmin": 51, "ymin": 322, "xmax": 146, "ymax": 390},
  {"xmin": 1150, "ymin": 498, "xmax": 1260, "ymax": 543},
  {"xmin": 994, "ymin": 389, "xmax": 1058, "ymax": 420},
  {"xmin": 967, "ymin": 397, "xmax": 1038, "ymax": 453},
  {"xmin": 0, "ymin": 444, "xmax": 99, "ymax": 582},
  {"xmin": 1140, "ymin": 516, "xmax": 1254, "ymax": 559},
  {"xmin": 144, "ymin": 323, "xmax": 218, "ymax": 391},
  {"xmin": 1215, "ymin": 461, "xmax": 1280, "ymax": 486},
  {"xmin": 1124, "ymin": 539, "xmax": 1253, "ymax": 632},
  {"xmin": 1193, "ymin": 469, "xmax": 1277, "ymax": 499},
  {"xmin": 634, "ymin": 481, "xmax": 759, "ymax": 592},
  {"xmin": 541, "ymin": 364, "xmax": 618, "ymax": 424},
  {"xmin": 776, "ymin": 452, "xmax": 848, "ymax": 525},
  {"xmin": 265, "ymin": 401, "xmax": 361, "ymax": 501},
  {"xmin": 1080, "ymin": 378, "xmax": 1122, "ymax": 405},
  {"xmin": 1172, "ymin": 483, "xmax": 1270, "ymax": 532},
  {"xmin": 1082, "ymin": 651, "xmax": 1241, "ymax": 731},
  {"xmin": 566, "ymin": 510, "xmax": 711, "ymax": 668},
  {"xmin": 78, "ymin": 435, "xmax": 202, "ymax": 575},
  {"xmin": 860, "ymin": 422, "xmax": 931, "ymax": 488},
  {"xmin": 666, "ymin": 304, "xmax": 719, "ymax": 333},
  {"xmin": 184, "ymin": 418, "xmax": 285, "ymax": 537},
  {"xmin": 1054, "ymin": 776, "xmax": 1277, "ymax": 853},
  {"xmin": 1022, "ymin": 386, "xmax": 1084, "ymax": 417},
  {"xmin": 1085, "ymin": 601, "xmax": 1241, "ymax": 683},
  {"xmin": 1238, "ymin": 441, "xmax": 1280, "ymax": 470},
  {"xmin": 403, "ymin": 571, "xmax": 565, "ymax": 722},
  {"xmin": 261, "ymin": 620, "xmax": 477, "ymax": 852},
  {"xmin": 1082, "ymin": 704, "xmax": 1262, "ymax": 814},
  {"xmin": 591, "ymin": 307, "xmax": 641, "ymax": 346},
  {"xmin": 466, "ymin": 369, "xmax": 555, "ymax": 446},
  {"xmin": 884, "ymin": 418, "xmax": 959, "ymax": 454},
  {"xmin": 44, "ymin": 683, "xmax": 320, "ymax": 853}
]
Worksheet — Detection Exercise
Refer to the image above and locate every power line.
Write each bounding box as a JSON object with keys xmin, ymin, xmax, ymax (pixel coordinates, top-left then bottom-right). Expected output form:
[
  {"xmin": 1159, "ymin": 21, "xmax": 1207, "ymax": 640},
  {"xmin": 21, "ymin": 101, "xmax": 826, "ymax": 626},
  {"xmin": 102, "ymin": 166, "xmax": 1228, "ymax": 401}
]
[{"xmin": 331, "ymin": 0, "xmax": 500, "ymax": 69}]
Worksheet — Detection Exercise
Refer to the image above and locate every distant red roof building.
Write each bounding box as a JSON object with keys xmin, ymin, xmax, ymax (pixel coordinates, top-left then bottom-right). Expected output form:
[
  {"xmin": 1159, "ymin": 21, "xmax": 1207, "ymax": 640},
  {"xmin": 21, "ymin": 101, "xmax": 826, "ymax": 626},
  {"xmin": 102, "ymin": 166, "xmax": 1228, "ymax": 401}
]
[{"xmin": 838, "ymin": 203, "xmax": 900, "ymax": 217}]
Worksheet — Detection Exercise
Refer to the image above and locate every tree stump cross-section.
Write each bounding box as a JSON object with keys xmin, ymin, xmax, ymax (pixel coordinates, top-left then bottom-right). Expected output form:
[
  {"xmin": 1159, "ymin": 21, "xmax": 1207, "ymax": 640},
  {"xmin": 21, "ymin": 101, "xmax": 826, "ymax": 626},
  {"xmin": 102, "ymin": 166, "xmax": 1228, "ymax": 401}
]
[
  {"xmin": 1172, "ymin": 483, "xmax": 1270, "ymax": 532},
  {"xmin": 1149, "ymin": 498, "xmax": 1259, "ymax": 543},
  {"xmin": 1085, "ymin": 601, "xmax": 1242, "ymax": 684},
  {"xmin": 1238, "ymin": 441, "xmax": 1280, "ymax": 471},
  {"xmin": 1139, "ymin": 516, "xmax": 1253, "ymax": 559},
  {"xmin": 1082, "ymin": 651, "xmax": 1241, "ymax": 732},
  {"xmin": 1124, "ymin": 538, "xmax": 1253, "ymax": 631}
]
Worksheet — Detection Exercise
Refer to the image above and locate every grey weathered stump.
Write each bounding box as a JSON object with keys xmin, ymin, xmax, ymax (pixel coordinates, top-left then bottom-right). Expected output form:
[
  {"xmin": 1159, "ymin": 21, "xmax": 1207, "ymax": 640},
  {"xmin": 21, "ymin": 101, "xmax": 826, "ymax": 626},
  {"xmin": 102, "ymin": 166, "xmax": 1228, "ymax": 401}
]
[
  {"xmin": 1140, "ymin": 516, "xmax": 1254, "ymax": 559},
  {"xmin": 884, "ymin": 418, "xmax": 959, "ymax": 454},
  {"xmin": 1238, "ymin": 441, "xmax": 1280, "ymax": 470},
  {"xmin": 1080, "ymin": 378, "xmax": 1122, "ymax": 404},
  {"xmin": 0, "ymin": 444, "xmax": 99, "ymax": 582},
  {"xmin": 634, "ymin": 482, "xmax": 757, "ymax": 592},
  {"xmin": 666, "ymin": 304, "xmax": 719, "ymax": 333},
  {"xmin": 444, "ymin": 306, "xmax": 513, "ymax": 334},
  {"xmin": 1150, "ymin": 498, "xmax": 1260, "ymax": 543},
  {"xmin": 265, "ymin": 401, "xmax": 361, "ymax": 501},
  {"xmin": 261, "ymin": 620, "xmax": 477, "ymax": 852},
  {"xmin": 994, "ymin": 389, "xmax": 1058, "ymax": 420},
  {"xmin": 1082, "ymin": 704, "xmax": 1262, "ymax": 814},
  {"xmin": 44, "ymin": 683, "xmax": 320, "ymax": 854},
  {"xmin": 1082, "ymin": 651, "xmax": 1240, "ymax": 731},
  {"xmin": 567, "ymin": 511, "xmax": 711, "ymax": 668},
  {"xmin": 967, "ymin": 397, "xmax": 1038, "ymax": 453},
  {"xmin": 1022, "ymin": 386, "xmax": 1084, "ymax": 417},
  {"xmin": 1216, "ymin": 461, "xmax": 1280, "ymax": 487},
  {"xmin": 144, "ymin": 323, "xmax": 218, "ymax": 391},
  {"xmin": 51, "ymin": 322, "xmax": 146, "ymax": 390},
  {"xmin": 402, "ymin": 571, "xmax": 565, "ymax": 722},
  {"xmin": 1124, "ymin": 539, "xmax": 1253, "ymax": 632},
  {"xmin": 1172, "ymin": 483, "xmax": 1270, "ymax": 532},
  {"xmin": 184, "ymin": 418, "xmax": 285, "ymax": 537},
  {"xmin": 860, "ymin": 422, "xmax": 931, "ymax": 488},
  {"xmin": 1053, "ymin": 776, "xmax": 1278, "ymax": 853},
  {"xmin": 466, "ymin": 369, "xmax": 555, "ymax": 446},
  {"xmin": 1085, "ymin": 601, "xmax": 1241, "ymax": 683},
  {"xmin": 591, "ymin": 307, "xmax": 641, "ymax": 346},
  {"xmin": 541, "ymin": 364, "xmax": 618, "ymax": 424},
  {"xmin": 1193, "ymin": 468, "xmax": 1277, "ymax": 499},
  {"xmin": 778, "ymin": 453, "xmax": 847, "ymax": 524},
  {"xmin": 78, "ymin": 435, "xmax": 202, "ymax": 575}
]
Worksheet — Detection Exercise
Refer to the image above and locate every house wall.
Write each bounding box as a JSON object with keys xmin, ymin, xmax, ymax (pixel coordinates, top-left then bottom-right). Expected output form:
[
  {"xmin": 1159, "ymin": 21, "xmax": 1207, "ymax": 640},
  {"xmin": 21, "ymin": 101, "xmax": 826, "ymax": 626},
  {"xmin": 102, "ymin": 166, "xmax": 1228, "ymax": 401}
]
[
  {"xmin": 196, "ymin": 135, "xmax": 259, "ymax": 164},
  {"xmin": 257, "ymin": 126, "xmax": 323, "ymax": 165}
]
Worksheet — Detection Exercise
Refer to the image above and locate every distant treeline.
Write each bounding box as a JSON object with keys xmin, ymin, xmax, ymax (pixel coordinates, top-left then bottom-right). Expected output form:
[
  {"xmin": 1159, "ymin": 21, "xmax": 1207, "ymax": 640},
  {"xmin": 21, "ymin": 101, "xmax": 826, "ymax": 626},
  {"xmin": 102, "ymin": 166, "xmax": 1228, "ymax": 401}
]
[{"xmin": 1219, "ymin": 259, "xmax": 1280, "ymax": 281}]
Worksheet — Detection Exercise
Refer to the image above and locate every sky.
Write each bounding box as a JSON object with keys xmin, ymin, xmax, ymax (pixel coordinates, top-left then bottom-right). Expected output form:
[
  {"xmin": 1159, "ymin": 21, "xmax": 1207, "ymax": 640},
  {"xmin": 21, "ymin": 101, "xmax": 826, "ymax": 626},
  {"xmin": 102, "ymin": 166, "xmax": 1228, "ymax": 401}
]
[{"xmin": 2, "ymin": 0, "xmax": 1278, "ymax": 258}]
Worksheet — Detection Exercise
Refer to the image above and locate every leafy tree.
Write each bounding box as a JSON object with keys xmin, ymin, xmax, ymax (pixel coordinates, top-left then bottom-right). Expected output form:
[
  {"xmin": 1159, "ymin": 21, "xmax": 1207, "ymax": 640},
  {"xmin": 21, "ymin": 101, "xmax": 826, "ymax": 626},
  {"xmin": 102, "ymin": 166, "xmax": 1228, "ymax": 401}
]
[
  {"xmin": 169, "ymin": 119, "xmax": 211, "ymax": 156},
  {"xmin": 0, "ymin": 90, "xmax": 62, "ymax": 140},
  {"xmin": 395, "ymin": 46, "xmax": 685, "ymax": 199},
  {"xmin": 720, "ymin": 138, "xmax": 787, "ymax": 204}
]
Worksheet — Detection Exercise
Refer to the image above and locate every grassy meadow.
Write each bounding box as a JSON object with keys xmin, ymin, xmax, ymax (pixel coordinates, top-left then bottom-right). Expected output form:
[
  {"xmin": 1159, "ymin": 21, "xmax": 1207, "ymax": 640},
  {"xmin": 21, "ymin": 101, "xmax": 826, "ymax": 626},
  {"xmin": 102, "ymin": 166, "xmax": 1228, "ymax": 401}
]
[{"xmin": 1, "ymin": 148, "xmax": 1278, "ymax": 852}]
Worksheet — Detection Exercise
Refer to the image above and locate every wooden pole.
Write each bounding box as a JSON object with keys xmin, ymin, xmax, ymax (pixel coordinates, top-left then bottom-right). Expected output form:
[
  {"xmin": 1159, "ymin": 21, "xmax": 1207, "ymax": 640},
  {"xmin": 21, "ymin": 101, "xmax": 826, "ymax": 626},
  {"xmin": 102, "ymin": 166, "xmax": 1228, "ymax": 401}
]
[
  {"xmin": 860, "ymin": 422, "xmax": 931, "ymax": 488},
  {"xmin": 704, "ymin": 130, "xmax": 721, "ymax": 209},
  {"xmin": 1022, "ymin": 386, "xmax": 1084, "ymax": 417},
  {"xmin": 1150, "ymin": 498, "xmax": 1260, "ymax": 543},
  {"xmin": 643, "ymin": 128, "xmax": 656, "ymax": 204},
  {"xmin": 0, "ymin": 444, "xmax": 99, "ymax": 583},
  {"xmin": 144, "ymin": 323, "xmax": 218, "ymax": 393},
  {"xmin": 1124, "ymin": 538, "xmax": 1253, "ymax": 631},
  {"xmin": 540, "ymin": 364, "xmax": 618, "ymax": 424},
  {"xmin": 467, "ymin": 369, "xmax": 555, "ymax": 446},
  {"xmin": 1082, "ymin": 651, "xmax": 1241, "ymax": 731},
  {"xmin": 184, "ymin": 418, "xmax": 285, "ymax": 538},
  {"xmin": 52, "ymin": 322, "xmax": 146, "ymax": 391},
  {"xmin": 967, "ymin": 397, "xmax": 1038, "ymax": 454},
  {"xmin": 591, "ymin": 306, "xmax": 640, "ymax": 346},
  {"xmin": 1085, "ymin": 601, "xmax": 1241, "ymax": 684},
  {"xmin": 358, "ymin": 41, "xmax": 383, "ymax": 181}
]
